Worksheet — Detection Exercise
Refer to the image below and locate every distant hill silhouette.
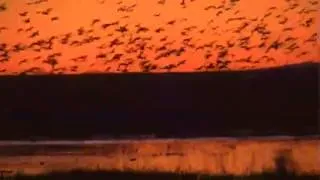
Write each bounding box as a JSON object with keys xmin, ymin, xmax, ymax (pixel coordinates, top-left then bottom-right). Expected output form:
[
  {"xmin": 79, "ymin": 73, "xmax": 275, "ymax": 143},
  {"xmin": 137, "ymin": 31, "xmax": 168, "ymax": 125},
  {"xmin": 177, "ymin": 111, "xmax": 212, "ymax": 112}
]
[{"xmin": 0, "ymin": 62, "xmax": 318, "ymax": 140}]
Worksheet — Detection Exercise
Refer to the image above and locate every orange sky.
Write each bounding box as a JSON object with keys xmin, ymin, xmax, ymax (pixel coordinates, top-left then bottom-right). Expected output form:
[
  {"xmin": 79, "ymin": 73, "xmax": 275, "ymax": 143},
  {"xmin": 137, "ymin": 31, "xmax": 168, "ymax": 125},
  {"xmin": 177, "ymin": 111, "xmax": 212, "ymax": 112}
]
[{"xmin": 0, "ymin": 0, "xmax": 319, "ymax": 75}]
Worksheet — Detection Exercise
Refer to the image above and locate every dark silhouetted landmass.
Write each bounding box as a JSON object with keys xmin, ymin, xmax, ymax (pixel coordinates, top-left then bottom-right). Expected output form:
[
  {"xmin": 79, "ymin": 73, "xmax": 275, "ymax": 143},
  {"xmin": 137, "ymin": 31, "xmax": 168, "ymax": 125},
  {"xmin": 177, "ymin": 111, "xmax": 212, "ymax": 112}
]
[
  {"xmin": 0, "ymin": 62, "xmax": 318, "ymax": 140},
  {"xmin": 5, "ymin": 169, "xmax": 319, "ymax": 180}
]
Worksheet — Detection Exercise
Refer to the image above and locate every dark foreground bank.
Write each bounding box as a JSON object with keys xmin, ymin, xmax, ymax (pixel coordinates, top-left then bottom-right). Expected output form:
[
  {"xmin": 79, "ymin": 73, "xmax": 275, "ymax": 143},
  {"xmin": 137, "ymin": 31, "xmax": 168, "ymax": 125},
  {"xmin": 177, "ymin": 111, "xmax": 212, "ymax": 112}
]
[
  {"xmin": 3, "ymin": 170, "xmax": 319, "ymax": 180},
  {"xmin": 0, "ymin": 62, "xmax": 318, "ymax": 139}
]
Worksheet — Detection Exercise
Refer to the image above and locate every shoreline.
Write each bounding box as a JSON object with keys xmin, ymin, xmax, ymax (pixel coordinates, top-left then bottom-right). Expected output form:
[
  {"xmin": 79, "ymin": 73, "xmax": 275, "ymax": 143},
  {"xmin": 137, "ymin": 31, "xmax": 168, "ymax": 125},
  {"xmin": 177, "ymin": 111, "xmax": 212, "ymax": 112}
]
[
  {"xmin": 0, "ymin": 136, "xmax": 319, "ymax": 175},
  {"xmin": 0, "ymin": 135, "xmax": 319, "ymax": 146}
]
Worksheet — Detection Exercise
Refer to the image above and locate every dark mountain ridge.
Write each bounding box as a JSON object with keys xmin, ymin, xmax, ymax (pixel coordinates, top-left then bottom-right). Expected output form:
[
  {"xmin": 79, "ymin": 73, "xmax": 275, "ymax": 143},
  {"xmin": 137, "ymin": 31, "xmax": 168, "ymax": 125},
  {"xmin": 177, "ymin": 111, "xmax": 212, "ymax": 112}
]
[{"xmin": 0, "ymin": 62, "xmax": 318, "ymax": 139}]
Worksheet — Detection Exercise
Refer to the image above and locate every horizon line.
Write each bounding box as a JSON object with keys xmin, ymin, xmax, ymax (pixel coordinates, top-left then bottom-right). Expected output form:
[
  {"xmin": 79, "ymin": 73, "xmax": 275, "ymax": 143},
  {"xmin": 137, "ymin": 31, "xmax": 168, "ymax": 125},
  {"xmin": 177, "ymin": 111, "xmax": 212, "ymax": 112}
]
[{"xmin": 0, "ymin": 135, "xmax": 318, "ymax": 146}]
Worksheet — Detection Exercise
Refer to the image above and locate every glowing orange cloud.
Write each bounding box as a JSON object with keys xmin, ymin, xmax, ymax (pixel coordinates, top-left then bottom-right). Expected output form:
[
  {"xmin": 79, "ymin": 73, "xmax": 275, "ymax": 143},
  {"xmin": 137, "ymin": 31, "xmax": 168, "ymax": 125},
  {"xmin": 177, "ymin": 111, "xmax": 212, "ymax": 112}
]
[{"xmin": 0, "ymin": 0, "xmax": 318, "ymax": 75}]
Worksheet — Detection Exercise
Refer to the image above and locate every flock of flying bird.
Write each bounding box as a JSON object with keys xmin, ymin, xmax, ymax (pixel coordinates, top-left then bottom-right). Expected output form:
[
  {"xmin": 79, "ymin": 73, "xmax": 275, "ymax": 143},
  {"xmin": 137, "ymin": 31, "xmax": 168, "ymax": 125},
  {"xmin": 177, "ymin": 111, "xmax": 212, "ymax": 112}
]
[{"xmin": 0, "ymin": 0, "xmax": 318, "ymax": 74}]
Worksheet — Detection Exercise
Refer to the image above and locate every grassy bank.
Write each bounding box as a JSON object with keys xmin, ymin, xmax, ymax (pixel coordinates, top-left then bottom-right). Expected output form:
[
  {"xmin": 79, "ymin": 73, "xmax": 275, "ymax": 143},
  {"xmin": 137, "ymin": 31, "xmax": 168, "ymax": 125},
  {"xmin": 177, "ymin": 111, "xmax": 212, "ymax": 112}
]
[
  {"xmin": 5, "ymin": 169, "xmax": 319, "ymax": 180},
  {"xmin": 1, "ymin": 138, "xmax": 318, "ymax": 176}
]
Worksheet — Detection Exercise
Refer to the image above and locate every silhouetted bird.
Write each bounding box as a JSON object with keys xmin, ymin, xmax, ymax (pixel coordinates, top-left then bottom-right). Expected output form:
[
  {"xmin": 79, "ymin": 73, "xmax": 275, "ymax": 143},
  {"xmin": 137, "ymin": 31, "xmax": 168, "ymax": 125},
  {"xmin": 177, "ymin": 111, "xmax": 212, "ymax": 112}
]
[
  {"xmin": 0, "ymin": 3, "xmax": 7, "ymax": 12},
  {"xmin": 51, "ymin": 17, "xmax": 59, "ymax": 21},
  {"xmin": 19, "ymin": 11, "xmax": 28, "ymax": 16}
]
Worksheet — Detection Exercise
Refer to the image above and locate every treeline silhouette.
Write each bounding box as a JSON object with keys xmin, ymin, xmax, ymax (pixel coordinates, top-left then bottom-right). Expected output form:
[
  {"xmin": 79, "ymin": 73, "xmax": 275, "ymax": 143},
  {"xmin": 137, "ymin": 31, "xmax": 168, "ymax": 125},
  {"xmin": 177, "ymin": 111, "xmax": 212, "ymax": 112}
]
[{"xmin": 0, "ymin": 62, "xmax": 318, "ymax": 140}]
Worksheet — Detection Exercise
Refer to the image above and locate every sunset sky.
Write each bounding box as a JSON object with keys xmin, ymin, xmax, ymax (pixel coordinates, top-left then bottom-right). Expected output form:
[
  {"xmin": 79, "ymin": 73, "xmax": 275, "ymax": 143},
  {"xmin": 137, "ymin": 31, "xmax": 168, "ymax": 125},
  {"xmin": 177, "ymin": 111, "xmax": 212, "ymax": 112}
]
[{"xmin": 0, "ymin": 0, "xmax": 318, "ymax": 75}]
